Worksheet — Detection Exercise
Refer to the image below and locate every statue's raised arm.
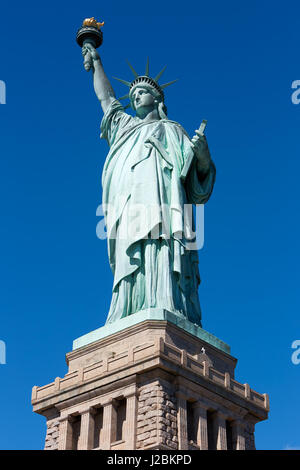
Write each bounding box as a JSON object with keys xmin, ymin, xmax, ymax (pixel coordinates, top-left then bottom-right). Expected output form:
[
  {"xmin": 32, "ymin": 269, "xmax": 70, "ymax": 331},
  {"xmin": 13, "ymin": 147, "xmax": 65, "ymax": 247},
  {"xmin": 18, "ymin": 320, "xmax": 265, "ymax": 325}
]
[
  {"xmin": 82, "ymin": 43, "xmax": 116, "ymax": 114},
  {"xmin": 76, "ymin": 19, "xmax": 115, "ymax": 114}
]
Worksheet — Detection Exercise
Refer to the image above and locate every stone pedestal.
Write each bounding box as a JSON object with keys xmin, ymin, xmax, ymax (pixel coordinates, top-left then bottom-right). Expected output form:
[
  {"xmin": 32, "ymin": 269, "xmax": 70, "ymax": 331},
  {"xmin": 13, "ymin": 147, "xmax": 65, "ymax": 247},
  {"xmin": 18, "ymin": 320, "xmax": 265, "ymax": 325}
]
[{"xmin": 32, "ymin": 316, "xmax": 269, "ymax": 450}]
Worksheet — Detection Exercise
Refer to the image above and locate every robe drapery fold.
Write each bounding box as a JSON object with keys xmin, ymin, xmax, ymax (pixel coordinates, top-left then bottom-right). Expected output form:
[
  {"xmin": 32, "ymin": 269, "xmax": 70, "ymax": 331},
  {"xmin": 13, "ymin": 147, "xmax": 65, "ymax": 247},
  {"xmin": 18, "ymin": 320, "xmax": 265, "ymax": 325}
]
[{"xmin": 100, "ymin": 99, "xmax": 216, "ymax": 326}]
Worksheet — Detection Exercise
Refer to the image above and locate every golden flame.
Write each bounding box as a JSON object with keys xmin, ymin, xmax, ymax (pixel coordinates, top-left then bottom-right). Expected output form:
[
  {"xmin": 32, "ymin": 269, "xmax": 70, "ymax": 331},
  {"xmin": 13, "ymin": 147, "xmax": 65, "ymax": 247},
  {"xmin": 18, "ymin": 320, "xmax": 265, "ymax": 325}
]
[{"xmin": 83, "ymin": 17, "xmax": 104, "ymax": 30}]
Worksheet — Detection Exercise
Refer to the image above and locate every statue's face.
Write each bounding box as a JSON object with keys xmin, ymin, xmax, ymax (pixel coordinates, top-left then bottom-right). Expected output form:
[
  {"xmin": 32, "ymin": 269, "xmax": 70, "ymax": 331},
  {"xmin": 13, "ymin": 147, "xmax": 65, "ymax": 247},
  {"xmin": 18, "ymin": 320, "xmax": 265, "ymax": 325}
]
[{"xmin": 132, "ymin": 86, "xmax": 157, "ymax": 118}]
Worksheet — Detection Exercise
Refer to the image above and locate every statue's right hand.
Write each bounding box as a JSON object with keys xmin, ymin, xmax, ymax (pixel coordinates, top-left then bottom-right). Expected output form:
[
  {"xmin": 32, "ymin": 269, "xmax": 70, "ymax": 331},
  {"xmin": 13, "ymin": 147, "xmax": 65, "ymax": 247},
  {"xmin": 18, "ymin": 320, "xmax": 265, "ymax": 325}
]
[
  {"xmin": 82, "ymin": 43, "xmax": 100, "ymax": 60},
  {"xmin": 81, "ymin": 43, "xmax": 100, "ymax": 71}
]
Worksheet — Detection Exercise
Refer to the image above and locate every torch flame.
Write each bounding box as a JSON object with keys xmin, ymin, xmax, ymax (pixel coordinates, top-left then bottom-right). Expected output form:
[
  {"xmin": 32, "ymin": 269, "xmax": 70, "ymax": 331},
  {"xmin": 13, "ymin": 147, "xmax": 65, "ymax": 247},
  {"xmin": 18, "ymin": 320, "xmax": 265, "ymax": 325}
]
[{"xmin": 83, "ymin": 17, "xmax": 104, "ymax": 30}]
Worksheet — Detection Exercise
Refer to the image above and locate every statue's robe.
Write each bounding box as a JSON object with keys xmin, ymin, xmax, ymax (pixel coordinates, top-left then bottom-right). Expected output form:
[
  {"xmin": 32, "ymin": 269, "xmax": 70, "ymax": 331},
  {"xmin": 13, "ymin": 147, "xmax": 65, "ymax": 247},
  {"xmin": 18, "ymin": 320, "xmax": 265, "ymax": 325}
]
[{"xmin": 100, "ymin": 99, "xmax": 216, "ymax": 326}]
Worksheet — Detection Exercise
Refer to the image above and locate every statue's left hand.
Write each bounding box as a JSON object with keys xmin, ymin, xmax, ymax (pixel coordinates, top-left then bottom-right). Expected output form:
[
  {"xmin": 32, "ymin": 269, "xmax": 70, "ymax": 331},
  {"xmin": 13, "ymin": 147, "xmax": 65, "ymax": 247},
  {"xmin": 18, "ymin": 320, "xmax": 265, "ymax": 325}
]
[
  {"xmin": 191, "ymin": 131, "xmax": 208, "ymax": 155},
  {"xmin": 191, "ymin": 132, "xmax": 211, "ymax": 175}
]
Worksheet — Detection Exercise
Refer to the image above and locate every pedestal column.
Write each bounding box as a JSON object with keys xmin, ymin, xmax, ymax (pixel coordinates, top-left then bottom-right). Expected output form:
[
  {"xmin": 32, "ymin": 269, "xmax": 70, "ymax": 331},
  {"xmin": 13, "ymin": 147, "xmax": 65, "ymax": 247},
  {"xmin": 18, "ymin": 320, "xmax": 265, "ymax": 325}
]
[
  {"xmin": 214, "ymin": 411, "xmax": 227, "ymax": 450},
  {"xmin": 58, "ymin": 416, "xmax": 73, "ymax": 450},
  {"xmin": 194, "ymin": 403, "xmax": 209, "ymax": 450},
  {"xmin": 232, "ymin": 420, "xmax": 246, "ymax": 450},
  {"xmin": 176, "ymin": 392, "xmax": 188, "ymax": 450},
  {"xmin": 101, "ymin": 401, "xmax": 114, "ymax": 449},
  {"xmin": 124, "ymin": 392, "xmax": 137, "ymax": 449},
  {"xmin": 78, "ymin": 409, "xmax": 95, "ymax": 450}
]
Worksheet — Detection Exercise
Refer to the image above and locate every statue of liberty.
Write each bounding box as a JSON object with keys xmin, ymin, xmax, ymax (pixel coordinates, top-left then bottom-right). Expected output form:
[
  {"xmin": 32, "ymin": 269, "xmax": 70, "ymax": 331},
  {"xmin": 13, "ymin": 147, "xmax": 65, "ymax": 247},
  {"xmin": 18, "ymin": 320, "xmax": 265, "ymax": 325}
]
[{"xmin": 81, "ymin": 36, "xmax": 216, "ymax": 328}]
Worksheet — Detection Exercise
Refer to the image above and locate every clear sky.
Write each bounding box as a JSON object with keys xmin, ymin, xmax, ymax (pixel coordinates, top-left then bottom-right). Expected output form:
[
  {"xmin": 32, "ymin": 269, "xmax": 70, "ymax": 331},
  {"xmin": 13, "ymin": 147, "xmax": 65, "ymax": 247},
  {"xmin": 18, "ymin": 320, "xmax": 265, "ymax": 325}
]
[{"xmin": 0, "ymin": 0, "xmax": 299, "ymax": 450}]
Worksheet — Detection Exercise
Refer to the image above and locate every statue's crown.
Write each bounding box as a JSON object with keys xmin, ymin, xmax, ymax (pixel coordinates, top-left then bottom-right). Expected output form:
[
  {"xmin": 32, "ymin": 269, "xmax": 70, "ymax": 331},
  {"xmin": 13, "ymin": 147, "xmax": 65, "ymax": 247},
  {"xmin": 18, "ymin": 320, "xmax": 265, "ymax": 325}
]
[
  {"xmin": 113, "ymin": 59, "xmax": 177, "ymax": 107},
  {"xmin": 130, "ymin": 75, "xmax": 164, "ymax": 96}
]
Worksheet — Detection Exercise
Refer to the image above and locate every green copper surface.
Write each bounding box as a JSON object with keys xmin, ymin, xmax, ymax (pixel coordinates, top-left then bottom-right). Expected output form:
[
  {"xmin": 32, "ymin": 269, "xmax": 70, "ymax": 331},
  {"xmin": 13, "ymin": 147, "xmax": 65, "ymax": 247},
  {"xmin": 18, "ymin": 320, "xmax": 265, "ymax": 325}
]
[
  {"xmin": 72, "ymin": 309, "xmax": 230, "ymax": 354},
  {"xmin": 81, "ymin": 43, "xmax": 216, "ymax": 329}
]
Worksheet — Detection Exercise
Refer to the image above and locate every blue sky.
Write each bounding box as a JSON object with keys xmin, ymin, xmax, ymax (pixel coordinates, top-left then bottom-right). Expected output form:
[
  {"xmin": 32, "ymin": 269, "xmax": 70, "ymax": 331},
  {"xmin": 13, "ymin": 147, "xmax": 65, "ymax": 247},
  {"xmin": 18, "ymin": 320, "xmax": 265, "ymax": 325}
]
[{"xmin": 0, "ymin": 0, "xmax": 299, "ymax": 450}]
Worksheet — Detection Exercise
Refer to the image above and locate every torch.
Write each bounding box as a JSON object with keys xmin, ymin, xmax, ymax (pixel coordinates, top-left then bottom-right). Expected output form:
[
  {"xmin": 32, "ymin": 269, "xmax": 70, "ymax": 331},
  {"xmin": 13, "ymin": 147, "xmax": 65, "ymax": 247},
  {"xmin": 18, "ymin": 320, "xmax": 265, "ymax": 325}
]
[{"xmin": 76, "ymin": 17, "xmax": 104, "ymax": 71}]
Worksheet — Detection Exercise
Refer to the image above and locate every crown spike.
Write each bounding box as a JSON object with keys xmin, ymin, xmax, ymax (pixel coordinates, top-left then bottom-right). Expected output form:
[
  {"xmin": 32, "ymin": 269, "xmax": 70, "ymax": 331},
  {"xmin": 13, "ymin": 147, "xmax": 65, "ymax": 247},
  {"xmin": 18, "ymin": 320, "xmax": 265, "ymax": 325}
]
[
  {"xmin": 113, "ymin": 77, "xmax": 131, "ymax": 87},
  {"xmin": 145, "ymin": 57, "xmax": 149, "ymax": 77},
  {"xmin": 154, "ymin": 65, "xmax": 167, "ymax": 82},
  {"xmin": 160, "ymin": 79, "xmax": 178, "ymax": 90},
  {"xmin": 118, "ymin": 94, "xmax": 129, "ymax": 101},
  {"xmin": 126, "ymin": 60, "xmax": 138, "ymax": 78}
]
